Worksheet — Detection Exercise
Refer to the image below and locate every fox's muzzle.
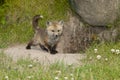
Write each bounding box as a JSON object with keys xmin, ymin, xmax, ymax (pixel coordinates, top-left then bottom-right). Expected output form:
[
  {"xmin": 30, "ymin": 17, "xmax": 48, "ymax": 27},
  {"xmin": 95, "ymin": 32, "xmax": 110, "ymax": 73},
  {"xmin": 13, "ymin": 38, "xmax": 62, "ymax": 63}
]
[{"xmin": 55, "ymin": 35, "xmax": 58, "ymax": 37}]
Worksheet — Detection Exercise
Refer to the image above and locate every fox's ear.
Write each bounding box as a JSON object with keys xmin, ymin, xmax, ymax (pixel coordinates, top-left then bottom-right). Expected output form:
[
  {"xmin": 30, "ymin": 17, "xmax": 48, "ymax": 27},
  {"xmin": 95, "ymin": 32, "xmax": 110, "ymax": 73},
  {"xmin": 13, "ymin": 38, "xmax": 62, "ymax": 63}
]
[
  {"xmin": 46, "ymin": 21, "xmax": 52, "ymax": 27},
  {"xmin": 59, "ymin": 20, "xmax": 64, "ymax": 26}
]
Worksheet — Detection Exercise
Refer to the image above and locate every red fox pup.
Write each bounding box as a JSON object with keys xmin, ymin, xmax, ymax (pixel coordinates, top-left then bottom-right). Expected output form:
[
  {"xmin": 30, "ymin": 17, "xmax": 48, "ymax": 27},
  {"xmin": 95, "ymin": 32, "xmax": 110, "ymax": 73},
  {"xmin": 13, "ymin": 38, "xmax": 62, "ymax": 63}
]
[{"xmin": 26, "ymin": 15, "xmax": 64, "ymax": 54}]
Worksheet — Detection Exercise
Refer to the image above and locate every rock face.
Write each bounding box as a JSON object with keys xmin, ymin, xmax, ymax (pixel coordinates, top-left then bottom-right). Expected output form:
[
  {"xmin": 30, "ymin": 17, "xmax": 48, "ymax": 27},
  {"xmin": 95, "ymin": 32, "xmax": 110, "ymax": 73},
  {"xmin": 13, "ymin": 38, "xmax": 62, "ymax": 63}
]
[
  {"xmin": 69, "ymin": 0, "xmax": 120, "ymax": 26},
  {"xmin": 58, "ymin": 14, "xmax": 120, "ymax": 53},
  {"xmin": 58, "ymin": 15, "xmax": 94, "ymax": 53},
  {"xmin": 57, "ymin": 0, "xmax": 120, "ymax": 53}
]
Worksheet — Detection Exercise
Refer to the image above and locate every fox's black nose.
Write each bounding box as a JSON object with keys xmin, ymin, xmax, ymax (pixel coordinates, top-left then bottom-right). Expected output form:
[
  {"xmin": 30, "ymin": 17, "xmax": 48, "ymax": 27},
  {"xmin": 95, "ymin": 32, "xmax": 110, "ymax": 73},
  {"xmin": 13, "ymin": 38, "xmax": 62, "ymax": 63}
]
[{"xmin": 55, "ymin": 35, "xmax": 58, "ymax": 37}]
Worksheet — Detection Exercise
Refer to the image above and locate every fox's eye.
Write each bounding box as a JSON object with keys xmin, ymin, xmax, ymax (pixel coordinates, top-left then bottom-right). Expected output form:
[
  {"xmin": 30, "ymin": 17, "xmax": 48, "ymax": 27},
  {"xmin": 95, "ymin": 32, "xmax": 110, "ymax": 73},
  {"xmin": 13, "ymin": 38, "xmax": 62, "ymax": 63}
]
[
  {"xmin": 58, "ymin": 30, "xmax": 60, "ymax": 32},
  {"xmin": 52, "ymin": 30, "xmax": 54, "ymax": 32}
]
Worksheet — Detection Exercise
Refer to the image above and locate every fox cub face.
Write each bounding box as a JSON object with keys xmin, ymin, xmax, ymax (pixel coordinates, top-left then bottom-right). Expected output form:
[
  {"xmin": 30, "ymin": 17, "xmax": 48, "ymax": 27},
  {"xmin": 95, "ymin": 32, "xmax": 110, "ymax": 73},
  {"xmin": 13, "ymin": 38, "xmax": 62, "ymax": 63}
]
[{"xmin": 46, "ymin": 20, "xmax": 64, "ymax": 39}]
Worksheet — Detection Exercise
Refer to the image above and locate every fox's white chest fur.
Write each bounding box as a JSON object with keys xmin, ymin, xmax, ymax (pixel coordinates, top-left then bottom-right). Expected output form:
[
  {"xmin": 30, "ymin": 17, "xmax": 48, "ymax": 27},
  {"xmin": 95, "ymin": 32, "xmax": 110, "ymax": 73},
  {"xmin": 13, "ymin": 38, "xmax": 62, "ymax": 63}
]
[{"xmin": 48, "ymin": 36, "xmax": 60, "ymax": 47}]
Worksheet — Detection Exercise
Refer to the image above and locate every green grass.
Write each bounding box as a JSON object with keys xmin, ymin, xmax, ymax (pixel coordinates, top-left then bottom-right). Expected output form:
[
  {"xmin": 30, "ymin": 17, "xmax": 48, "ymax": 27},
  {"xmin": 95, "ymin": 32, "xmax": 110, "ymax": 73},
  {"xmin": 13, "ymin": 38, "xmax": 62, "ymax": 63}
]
[
  {"xmin": 84, "ymin": 42, "xmax": 120, "ymax": 80},
  {"xmin": 0, "ymin": 52, "xmax": 74, "ymax": 80},
  {"xmin": 0, "ymin": 0, "xmax": 120, "ymax": 80},
  {"xmin": 0, "ymin": 42, "xmax": 120, "ymax": 80},
  {"xmin": 0, "ymin": 0, "xmax": 70, "ymax": 48}
]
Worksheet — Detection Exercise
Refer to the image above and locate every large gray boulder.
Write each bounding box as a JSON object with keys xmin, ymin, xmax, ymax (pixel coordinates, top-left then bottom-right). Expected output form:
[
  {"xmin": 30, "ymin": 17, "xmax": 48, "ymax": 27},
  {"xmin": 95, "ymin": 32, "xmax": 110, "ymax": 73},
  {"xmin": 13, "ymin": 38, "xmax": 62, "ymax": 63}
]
[{"xmin": 69, "ymin": 0, "xmax": 120, "ymax": 26}]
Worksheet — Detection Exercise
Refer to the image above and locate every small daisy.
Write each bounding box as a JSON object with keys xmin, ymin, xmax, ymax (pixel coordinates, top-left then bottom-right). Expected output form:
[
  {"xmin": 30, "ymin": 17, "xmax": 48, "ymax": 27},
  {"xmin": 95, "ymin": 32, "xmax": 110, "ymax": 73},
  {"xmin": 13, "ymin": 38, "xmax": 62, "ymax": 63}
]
[
  {"xmin": 28, "ymin": 64, "xmax": 33, "ymax": 68},
  {"xmin": 70, "ymin": 73, "xmax": 73, "ymax": 77},
  {"xmin": 94, "ymin": 48, "xmax": 98, "ymax": 53},
  {"xmin": 71, "ymin": 77, "xmax": 74, "ymax": 80},
  {"xmin": 96, "ymin": 55, "xmax": 101, "ymax": 60},
  {"xmin": 105, "ymin": 58, "xmax": 108, "ymax": 61},
  {"xmin": 115, "ymin": 49, "xmax": 120, "ymax": 55},
  {"xmin": 40, "ymin": 15, "xmax": 44, "ymax": 18},
  {"xmin": 64, "ymin": 77, "xmax": 68, "ymax": 80},
  {"xmin": 111, "ymin": 49, "xmax": 115, "ymax": 53},
  {"xmin": 27, "ymin": 76, "xmax": 32, "ymax": 79},
  {"xmin": 54, "ymin": 76, "xmax": 59, "ymax": 80},
  {"xmin": 5, "ymin": 76, "xmax": 9, "ymax": 80}
]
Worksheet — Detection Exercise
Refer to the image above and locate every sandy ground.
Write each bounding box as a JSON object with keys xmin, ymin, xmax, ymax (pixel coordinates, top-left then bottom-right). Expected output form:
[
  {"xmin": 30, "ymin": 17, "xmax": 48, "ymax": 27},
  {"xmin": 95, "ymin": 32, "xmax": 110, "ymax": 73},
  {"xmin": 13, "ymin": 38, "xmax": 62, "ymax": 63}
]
[{"xmin": 1, "ymin": 45, "xmax": 86, "ymax": 66}]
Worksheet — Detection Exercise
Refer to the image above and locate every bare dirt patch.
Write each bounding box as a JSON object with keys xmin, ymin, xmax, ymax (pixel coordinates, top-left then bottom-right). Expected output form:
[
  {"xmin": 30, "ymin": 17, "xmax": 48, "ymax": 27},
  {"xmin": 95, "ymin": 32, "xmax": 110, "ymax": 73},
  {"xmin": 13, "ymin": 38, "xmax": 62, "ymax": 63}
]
[{"xmin": 2, "ymin": 45, "xmax": 86, "ymax": 66}]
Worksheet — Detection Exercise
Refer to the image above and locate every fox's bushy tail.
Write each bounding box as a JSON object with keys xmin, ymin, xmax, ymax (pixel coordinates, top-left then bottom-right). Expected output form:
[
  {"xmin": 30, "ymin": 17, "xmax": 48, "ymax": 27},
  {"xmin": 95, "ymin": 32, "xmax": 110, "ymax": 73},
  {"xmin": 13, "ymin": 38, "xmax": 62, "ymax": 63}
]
[{"xmin": 32, "ymin": 15, "xmax": 43, "ymax": 30}]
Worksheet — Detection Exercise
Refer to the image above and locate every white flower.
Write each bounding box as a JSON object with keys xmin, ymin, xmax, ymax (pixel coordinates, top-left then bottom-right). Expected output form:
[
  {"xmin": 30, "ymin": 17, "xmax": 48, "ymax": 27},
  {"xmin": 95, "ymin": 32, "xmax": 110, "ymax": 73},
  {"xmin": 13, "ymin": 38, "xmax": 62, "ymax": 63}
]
[
  {"xmin": 71, "ymin": 77, "xmax": 74, "ymax": 80},
  {"xmin": 27, "ymin": 76, "xmax": 32, "ymax": 79},
  {"xmin": 40, "ymin": 15, "xmax": 43, "ymax": 18},
  {"xmin": 28, "ymin": 64, "xmax": 33, "ymax": 68},
  {"xmin": 94, "ymin": 48, "xmax": 98, "ymax": 53},
  {"xmin": 54, "ymin": 76, "xmax": 59, "ymax": 80},
  {"xmin": 70, "ymin": 73, "xmax": 73, "ymax": 77},
  {"xmin": 27, "ymin": 76, "xmax": 33, "ymax": 79},
  {"xmin": 115, "ymin": 49, "xmax": 120, "ymax": 55},
  {"xmin": 96, "ymin": 55, "xmax": 101, "ymax": 60},
  {"xmin": 5, "ymin": 76, "xmax": 9, "ymax": 80},
  {"xmin": 111, "ymin": 49, "xmax": 115, "ymax": 53},
  {"xmin": 64, "ymin": 77, "xmax": 68, "ymax": 80},
  {"xmin": 105, "ymin": 58, "xmax": 108, "ymax": 61}
]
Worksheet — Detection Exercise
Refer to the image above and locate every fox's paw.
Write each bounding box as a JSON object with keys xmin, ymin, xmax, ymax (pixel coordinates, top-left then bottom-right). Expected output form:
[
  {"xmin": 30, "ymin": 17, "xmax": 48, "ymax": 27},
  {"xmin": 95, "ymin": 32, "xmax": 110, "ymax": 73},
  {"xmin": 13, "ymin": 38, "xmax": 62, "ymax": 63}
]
[
  {"xmin": 26, "ymin": 45, "xmax": 31, "ymax": 49},
  {"xmin": 53, "ymin": 50, "xmax": 58, "ymax": 53},
  {"xmin": 50, "ymin": 50, "xmax": 58, "ymax": 54}
]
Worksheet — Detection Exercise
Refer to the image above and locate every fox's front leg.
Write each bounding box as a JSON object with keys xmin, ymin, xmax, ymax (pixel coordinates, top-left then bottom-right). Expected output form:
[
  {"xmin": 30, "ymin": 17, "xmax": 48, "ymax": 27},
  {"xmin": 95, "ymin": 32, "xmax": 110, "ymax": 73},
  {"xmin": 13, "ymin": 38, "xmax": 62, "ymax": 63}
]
[
  {"xmin": 48, "ymin": 44, "xmax": 58, "ymax": 54},
  {"xmin": 26, "ymin": 40, "xmax": 33, "ymax": 49},
  {"xmin": 51, "ymin": 45, "xmax": 58, "ymax": 53},
  {"xmin": 39, "ymin": 44, "xmax": 49, "ymax": 52}
]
